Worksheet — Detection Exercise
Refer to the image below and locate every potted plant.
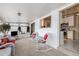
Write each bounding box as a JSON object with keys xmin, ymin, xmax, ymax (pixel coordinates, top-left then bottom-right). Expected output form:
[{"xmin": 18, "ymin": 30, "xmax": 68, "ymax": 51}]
[{"xmin": 0, "ymin": 23, "xmax": 11, "ymax": 37}]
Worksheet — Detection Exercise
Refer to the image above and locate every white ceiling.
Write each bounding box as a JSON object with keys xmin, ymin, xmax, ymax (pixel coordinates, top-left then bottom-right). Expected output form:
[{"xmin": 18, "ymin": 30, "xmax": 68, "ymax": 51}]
[{"xmin": 0, "ymin": 3, "xmax": 69, "ymax": 23}]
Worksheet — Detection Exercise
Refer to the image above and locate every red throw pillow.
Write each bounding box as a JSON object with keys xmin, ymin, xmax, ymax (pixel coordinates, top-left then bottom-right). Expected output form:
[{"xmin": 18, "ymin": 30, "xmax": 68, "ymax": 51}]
[
  {"xmin": 0, "ymin": 38, "xmax": 9, "ymax": 49},
  {"xmin": 0, "ymin": 38, "xmax": 15, "ymax": 50},
  {"xmin": 8, "ymin": 40, "xmax": 15, "ymax": 44},
  {"xmin": 44, "ymin": 34, "xmax": 48, "ymax": 40},
  {"xmin": 1, "ymin": 38, "xmax": 9, "ymax": 44}
]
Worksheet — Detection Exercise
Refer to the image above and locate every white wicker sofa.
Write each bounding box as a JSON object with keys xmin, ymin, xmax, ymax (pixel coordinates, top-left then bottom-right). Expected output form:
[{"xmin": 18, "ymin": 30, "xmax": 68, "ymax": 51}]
[
  {"xmin": 0, "ymin": 46, "xmax": 11, "ymax": 56},
  {"xmin": 0, "ymin": 35, "xmax": 15, "ymax": 56}
]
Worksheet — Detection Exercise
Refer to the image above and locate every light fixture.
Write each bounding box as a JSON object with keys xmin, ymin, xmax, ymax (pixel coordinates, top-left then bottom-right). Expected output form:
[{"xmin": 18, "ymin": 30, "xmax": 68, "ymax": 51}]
[
  {"xmin": 17, "ymin": 12, "xmax": 22, "ymax": 26},
  {"xmin": 76, "ymin": 13, "xmax": 79, "ymax": 15},
  {"xmin": 17, "ymin": 12, "xmax": 22, "ymax": 16}
]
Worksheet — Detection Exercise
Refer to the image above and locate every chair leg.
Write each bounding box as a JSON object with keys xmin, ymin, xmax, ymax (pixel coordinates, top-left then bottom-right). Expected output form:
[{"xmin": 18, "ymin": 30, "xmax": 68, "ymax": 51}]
[{"xmin": 44, "ymin": 43, "xmax": 47, "ymax": 49}]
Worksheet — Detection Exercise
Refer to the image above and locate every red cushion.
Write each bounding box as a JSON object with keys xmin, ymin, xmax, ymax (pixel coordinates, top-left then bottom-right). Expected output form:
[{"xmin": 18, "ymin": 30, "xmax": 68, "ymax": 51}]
[
  {"xmin": 32, "ymin": 33, "xmax": 36, "ymax": 39},
  {"xmin": 1, "ymin": 38, "xmax": 9, "ymax": 44},
  {"xmin": 0, "ymin": 38, "xmax": 16, "ymax": 44},
  {"xmin": 44, "ymin": 34, "xmax": 48, "ymax": 40},
  {"xmin": 0, "ymin": 38, "xmax": 15, "ymax": 49},
  {"xmin": 8, "ymin": 40, "xmax": 15, "ymax": 44},
  {"xmin": 0, "ymin": 38, "xmax": 8, "ymax": 49}
]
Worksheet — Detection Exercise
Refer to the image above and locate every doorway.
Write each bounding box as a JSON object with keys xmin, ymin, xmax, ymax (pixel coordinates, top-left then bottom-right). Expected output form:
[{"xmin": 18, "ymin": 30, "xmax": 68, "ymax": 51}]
[
  {"xmin": 31, "ymin": 22, "xmax": 35, "ymax": 35},
  {"xmin": 59, "ymin": 13, "xmax": 79, "ymax": 52},
  {"xmin": 59, "ymin": 4, "xmax": 79, "ymax": 54}
]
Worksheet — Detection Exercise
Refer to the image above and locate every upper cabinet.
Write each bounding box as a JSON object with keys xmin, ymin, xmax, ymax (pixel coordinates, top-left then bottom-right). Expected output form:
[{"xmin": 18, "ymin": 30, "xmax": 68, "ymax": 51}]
[
  {"xmin": 75, "ymin": 5, "xmax": 79, "ymax": 13},
  {"xmin": 62, "ymin": 4, "xmax": 79, "ymax": 18}
]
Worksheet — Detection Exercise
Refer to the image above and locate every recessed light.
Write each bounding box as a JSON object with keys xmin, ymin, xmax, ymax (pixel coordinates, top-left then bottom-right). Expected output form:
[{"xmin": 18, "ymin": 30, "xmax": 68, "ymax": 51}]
[{"xmin": 76, "ymin": 13, "xmax": 79, "ymax": 15}]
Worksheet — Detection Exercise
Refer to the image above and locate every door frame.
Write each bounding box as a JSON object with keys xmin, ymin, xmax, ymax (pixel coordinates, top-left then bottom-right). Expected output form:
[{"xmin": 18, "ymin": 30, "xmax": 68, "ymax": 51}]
[{"xmin": 31, "ymin": 22, "xmax": 35, "ymax": 35}]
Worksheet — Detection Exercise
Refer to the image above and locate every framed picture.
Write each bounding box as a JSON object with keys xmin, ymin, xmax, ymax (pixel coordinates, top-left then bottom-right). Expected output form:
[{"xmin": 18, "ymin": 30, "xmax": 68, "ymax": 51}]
[{"xmin": 40, "ymin": 16, "xmax": 51, "ymax": 28}]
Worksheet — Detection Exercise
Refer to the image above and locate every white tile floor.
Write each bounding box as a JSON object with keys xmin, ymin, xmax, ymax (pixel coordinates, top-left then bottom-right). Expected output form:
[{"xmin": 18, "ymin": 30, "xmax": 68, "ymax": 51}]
[
  {"xmin": 59, "ymin": 39, "xmax": 79, "ymax": 56},
  {"xmin": 15, "ymin": 37, "xmax": 67, "ymax": 56},
  {"xmin": 64, "ymin": 39, "xmax": 79, "ymax": 52}
]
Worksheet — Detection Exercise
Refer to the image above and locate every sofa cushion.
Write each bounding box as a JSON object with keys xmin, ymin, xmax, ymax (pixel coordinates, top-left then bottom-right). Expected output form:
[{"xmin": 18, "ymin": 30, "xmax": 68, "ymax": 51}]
[
  {"xmin": 0, "ymin": 38, "xmax": 15, "ymax": 49},
  {"xmin": 1, "ymin": 38, "xmax": 9, "ymax": 44},
  {"xmin": 0, "ymin": 47, "xmax": 11, "ymax": 56}
]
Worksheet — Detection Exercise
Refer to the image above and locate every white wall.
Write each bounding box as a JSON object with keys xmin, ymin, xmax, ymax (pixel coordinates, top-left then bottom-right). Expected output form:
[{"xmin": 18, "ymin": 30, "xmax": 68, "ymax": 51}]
[
  {"xmin": 30, "ymin": 4, "xmax": 75, "ymax": 49},
  {"xmin": 50, "ymin": 10, "xmax": 59, "ymax": 48},
  {"xmin": 31, "ymin": 10, "xmax": 60, "ymax": 49}
]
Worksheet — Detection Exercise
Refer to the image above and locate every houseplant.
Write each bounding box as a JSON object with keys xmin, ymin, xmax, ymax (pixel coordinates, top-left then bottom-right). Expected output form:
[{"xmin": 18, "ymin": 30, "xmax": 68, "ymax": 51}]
[{"xmin": 0, "ymin": 23, "xmax": 11, "ymax": 37}]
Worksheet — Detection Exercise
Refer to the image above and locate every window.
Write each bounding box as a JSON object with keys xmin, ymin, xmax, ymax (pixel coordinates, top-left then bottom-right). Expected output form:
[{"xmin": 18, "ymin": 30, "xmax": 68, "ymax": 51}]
[{"xmin": 40, "ymin": 16, "xmax": 51, "ymax": 28}]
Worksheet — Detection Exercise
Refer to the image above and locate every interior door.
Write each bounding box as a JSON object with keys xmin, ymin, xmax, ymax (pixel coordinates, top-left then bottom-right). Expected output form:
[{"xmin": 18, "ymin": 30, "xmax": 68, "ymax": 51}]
[{"xmin": 31, "ymin": 23, "xmax": 35, "ymax": 35}]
